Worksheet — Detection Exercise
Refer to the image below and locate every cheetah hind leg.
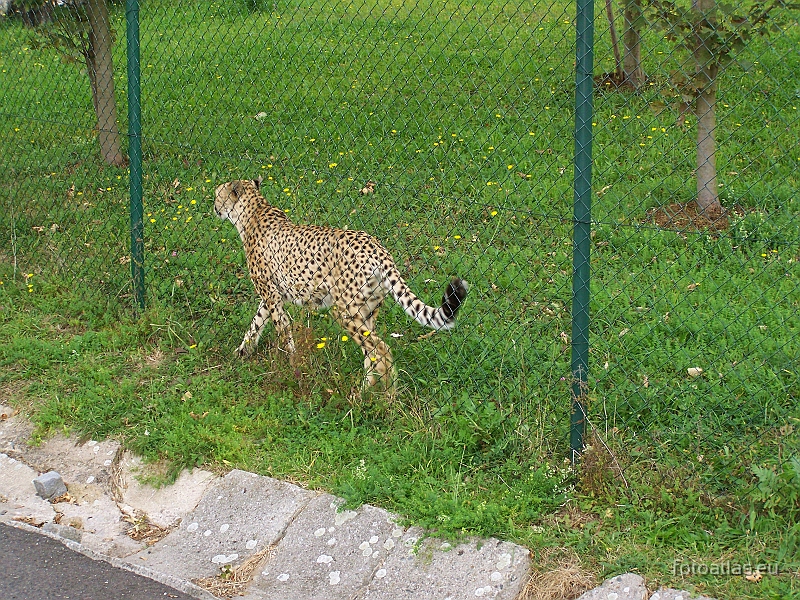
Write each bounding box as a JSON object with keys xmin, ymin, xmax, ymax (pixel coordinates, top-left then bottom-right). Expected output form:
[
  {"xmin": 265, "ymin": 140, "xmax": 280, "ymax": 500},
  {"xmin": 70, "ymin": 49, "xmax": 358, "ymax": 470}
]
[
  {"xmin": 333, "ymin": 307, "xmax": 396, "ymax": 394},
  {"xmin": 362, "ymin": 339, "xmax": 397, "ymax": 393}
]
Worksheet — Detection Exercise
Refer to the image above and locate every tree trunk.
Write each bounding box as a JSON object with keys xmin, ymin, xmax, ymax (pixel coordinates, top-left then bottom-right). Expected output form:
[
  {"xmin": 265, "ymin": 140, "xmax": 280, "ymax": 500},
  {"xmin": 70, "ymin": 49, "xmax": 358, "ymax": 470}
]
[
  {"xmin": 622, "ymin": 0, "xmax": 645, "ymax": 88},
  {"xmin": 692, "ymin": 0, "xmax": 721, "ymax": 218},
  {"xmin": 605, "ymin": 0, "xmax": 622, "ymax": 78},
  {"xmin": 85, "ymin": 0, "xmax": 126, "ymax": 167}
]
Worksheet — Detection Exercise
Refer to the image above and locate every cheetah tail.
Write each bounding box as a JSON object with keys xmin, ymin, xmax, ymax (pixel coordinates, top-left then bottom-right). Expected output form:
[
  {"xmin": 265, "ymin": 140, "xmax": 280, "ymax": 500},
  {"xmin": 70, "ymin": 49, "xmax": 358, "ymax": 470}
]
[{"xmin": 388, "ymin": 276, "xmax": 468, "ymax": 331}]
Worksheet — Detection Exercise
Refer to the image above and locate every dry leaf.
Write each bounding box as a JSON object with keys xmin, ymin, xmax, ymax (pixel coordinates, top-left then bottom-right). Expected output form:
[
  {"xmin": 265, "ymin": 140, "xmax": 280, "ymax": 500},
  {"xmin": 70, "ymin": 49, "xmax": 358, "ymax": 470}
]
[
  {"xmin": 687, "ymin": 367, "xmax": 704, "ymax": 377},
  {"xmin": 649, "ymin": 100, "xmax": 667, "ymax": 116},
  {"xmin": 687, "ymin": 283, "xmax": 699, "ymax": 291},
  {"xmin": 745, "ymin": 572, "xmax": 763, "ymax": 583},
  {"xmin": 360, "ymin": 181, "xmax": 376, "ymax": 195}
]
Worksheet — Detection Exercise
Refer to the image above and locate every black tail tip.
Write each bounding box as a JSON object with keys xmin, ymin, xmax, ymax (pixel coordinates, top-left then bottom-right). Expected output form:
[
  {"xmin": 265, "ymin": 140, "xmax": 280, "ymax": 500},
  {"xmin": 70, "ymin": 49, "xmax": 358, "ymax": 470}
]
[{"xmin": 442, "ymin": 277, "xmax": 468, "ymax": 319}]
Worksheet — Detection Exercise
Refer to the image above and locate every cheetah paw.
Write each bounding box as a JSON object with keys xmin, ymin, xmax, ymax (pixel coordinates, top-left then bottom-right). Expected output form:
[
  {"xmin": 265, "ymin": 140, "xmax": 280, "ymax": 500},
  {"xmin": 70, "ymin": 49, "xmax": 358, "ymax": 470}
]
[{"xmin": 236, "ymin": 340, "xmax": 255, "ymax": 358}]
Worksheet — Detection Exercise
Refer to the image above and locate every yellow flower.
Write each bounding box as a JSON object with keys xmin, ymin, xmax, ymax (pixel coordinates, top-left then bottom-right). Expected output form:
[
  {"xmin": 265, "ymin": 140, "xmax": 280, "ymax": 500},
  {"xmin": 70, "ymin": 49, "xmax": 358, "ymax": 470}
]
[
  {"xmin": 341, "ymin": 335, "xmax": 348, "ymax": 342},
  {"xmin": 316, "ymin": 342, "xmax": 326, "ymax": 349},
  {"xmin": 362, "ymin": 330, "xmax": 370, "ymax": 337}
]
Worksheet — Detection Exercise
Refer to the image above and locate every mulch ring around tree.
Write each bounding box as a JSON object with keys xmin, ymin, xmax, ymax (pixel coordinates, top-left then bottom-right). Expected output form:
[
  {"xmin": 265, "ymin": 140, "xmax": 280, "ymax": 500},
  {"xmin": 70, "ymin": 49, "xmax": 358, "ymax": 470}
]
[
  {"xmin": 644, "ymin": 202, "xmax": 746, "ymax": 233},
  {"xmin": 593, "ymin": 71, "xmax": 640, "ymax": 93}
]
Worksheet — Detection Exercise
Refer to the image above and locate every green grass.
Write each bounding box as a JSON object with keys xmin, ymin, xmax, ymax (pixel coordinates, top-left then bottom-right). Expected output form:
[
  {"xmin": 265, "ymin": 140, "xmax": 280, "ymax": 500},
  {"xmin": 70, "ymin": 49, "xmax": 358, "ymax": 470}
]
[{"xmin": 2, "ymin": 1, "xmax": 800, "ymax": 598}]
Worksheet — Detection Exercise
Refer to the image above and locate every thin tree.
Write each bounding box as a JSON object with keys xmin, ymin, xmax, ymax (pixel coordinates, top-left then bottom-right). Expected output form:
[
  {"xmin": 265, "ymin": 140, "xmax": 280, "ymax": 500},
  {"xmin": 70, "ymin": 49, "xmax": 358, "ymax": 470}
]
[
  {"xmin": 691, "ymin": 0, "xmax": 719, "ymax": 217},
  {"xmin": 622, "ymin": 0, "xmax": 646, "ymax": 88},
  {"xmin": 649, "ymin": 0, "xmax": 798, "ymax": 218},
  {"xmin": 603, "ymin": 0, "xmax": 646, "ymax": 89},
  {"xmin": 29, "ymin": 0, "xmax": 126, "ymax": 167}
]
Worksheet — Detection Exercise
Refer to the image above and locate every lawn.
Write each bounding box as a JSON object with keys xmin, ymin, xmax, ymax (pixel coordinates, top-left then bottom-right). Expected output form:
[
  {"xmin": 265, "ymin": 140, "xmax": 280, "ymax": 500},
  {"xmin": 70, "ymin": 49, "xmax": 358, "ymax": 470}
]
[{"xmin": 1, "ymin": 0, "xmax": 799, "ymax": 597}]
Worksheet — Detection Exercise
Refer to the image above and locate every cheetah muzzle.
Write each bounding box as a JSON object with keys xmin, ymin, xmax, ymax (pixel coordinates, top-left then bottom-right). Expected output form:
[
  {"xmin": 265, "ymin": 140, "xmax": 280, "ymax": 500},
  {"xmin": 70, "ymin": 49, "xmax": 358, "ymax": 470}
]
[{"xmin": 214, "ymin": 178, "xmax": 468, "ymax": 390}]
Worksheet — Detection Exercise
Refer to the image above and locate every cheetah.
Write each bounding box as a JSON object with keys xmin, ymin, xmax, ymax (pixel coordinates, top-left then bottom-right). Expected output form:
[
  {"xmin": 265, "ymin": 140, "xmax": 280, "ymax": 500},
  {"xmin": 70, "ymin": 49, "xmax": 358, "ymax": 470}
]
[{"xmin": 214, "ymin": 178, "xmax": 468, "ymax": 389}]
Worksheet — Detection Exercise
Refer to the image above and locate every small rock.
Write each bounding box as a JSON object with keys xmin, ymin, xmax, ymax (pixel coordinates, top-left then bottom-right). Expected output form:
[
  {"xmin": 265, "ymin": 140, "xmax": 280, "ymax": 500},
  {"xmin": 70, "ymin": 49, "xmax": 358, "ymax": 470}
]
[
  {"xmin": 576, "ymin": 573, "xmax": 647, "ymax": 600},
  {"xmin": 33, "ymin": 471, "xmax": 67, "ymax": 501},
  {"xmin": 42, "ymin": 522, "xmax": 83, "ymax": 543}
]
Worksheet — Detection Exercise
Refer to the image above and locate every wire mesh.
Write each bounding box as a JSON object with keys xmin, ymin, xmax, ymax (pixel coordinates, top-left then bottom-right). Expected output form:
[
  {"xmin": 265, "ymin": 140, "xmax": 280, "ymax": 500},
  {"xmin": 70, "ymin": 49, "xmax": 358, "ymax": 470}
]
[{"xmin": 1, "ymin": 0, "xmax": 798, "ymax": 514}]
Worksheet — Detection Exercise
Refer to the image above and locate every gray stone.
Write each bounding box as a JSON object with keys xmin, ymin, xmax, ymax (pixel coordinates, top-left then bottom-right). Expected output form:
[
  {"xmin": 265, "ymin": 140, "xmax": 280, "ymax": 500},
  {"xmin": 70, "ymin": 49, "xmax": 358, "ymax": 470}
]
[
  {"xmin": 126, "ymin": 469, "xmax": 315, "ymax": 580},
  {"xmin": 362, "ymin": 532, "xmax": 530, "ymax": 600},
  {"xmin": 25, "ymin": 437, "xmax": 121, "ymax": 490},
  {"xmin": 245, "ymin": 494, "xmax": 398, "ymax": 600},
  {"xmin": 576, "ymin": 573, "xmax": 647, "ymax": 600},
  {"xmin": 650, "ymin": 588, "xmax": 717, "ymax": 600},
  {"xmin": 33, "ymin": 470, "xmax": 67, "ymax": 501},
  {"xmin": 42, "ymin": 522, "xmax": 83, "ymax": 543},
  {"xmin": 0, "ymin": 453, "xmax": 56, "ymax": 525}
]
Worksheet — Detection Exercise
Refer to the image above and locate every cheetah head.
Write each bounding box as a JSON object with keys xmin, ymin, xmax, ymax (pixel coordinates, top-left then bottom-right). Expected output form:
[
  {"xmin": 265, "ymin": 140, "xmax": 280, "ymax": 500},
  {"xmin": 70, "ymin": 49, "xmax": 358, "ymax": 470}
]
[{"xmin": 214, "ymin": 177, "xmax": 263, "ymax": 224}]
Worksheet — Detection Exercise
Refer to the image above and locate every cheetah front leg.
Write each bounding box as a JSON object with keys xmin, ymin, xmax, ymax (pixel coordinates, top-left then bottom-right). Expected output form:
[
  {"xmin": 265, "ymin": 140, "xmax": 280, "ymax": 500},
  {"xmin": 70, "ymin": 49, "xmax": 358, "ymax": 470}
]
[
  {"xmin": 237, "ymin": 297, "xmax": 295, "ymax": 357},
  {"xmin": 236, "ymin": 299, "xmax": 268, "ymax": 357}
]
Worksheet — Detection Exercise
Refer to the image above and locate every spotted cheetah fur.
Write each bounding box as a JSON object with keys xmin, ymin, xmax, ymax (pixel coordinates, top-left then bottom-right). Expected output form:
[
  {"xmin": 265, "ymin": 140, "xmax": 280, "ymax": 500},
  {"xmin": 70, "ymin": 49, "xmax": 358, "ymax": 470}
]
[{"xmin": 214, "ymin": 178, "xmax": 468, "ymax": 389}]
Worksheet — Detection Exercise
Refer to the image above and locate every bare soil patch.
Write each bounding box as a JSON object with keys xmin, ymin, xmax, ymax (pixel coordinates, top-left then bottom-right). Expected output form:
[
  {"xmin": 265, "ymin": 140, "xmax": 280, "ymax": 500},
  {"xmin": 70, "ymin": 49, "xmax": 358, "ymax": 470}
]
[{"xmin": 644, "ymin": 202, "xmax": 745, "ymax": 232}]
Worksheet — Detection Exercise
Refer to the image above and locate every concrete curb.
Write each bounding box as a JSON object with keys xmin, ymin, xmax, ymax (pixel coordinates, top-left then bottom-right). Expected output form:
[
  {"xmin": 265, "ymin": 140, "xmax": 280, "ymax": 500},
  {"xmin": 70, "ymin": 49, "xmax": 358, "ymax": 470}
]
[
  {"xmin": 0, "ymin": 407, "xmax": 530, "ymax": 600},
  {"xmin": 1, "ymin": 406, "xmax": 717, "ymax": 600}
]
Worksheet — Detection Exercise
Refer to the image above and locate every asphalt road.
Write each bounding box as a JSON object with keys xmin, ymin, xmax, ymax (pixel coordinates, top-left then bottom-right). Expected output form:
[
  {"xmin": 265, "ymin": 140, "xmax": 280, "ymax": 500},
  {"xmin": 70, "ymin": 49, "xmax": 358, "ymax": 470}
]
[{"xmin": 0, "ymin": 522, "xmax": 196, "ymax": 600}]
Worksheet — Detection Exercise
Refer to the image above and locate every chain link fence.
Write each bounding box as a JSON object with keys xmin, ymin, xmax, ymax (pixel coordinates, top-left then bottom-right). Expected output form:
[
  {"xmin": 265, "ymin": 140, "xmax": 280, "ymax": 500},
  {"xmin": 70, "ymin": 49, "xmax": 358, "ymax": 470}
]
[{"xmin": 1, "ymin": 0, "xmax": 798, "ymax": 514}]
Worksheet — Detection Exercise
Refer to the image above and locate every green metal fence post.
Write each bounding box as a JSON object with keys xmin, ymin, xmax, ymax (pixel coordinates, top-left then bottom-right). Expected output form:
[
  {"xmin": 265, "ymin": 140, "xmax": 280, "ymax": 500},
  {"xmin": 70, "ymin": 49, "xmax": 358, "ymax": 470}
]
[
  {"xmin": 126, "ymin": 0, "xmax": 144, "ymax": 310},
  {"xmin": 570, "ymin": 0, "xmax": 594, "ymax": 464}
]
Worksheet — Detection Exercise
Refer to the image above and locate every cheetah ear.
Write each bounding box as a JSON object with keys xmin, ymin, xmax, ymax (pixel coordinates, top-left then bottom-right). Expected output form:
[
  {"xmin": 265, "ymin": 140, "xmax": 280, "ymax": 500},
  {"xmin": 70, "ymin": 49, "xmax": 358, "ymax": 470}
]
[
  {"xmin": 231, "ymin": 180, "xmax": 244, "ymax": 199},
  {"xmin": 253, "ymin": 176, "xmax": 263, "ymax": 190}
]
